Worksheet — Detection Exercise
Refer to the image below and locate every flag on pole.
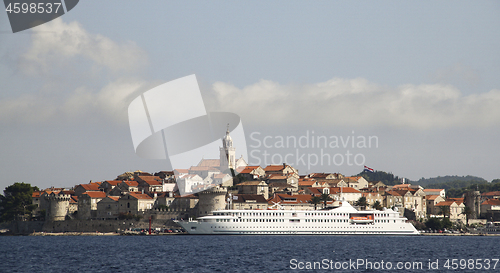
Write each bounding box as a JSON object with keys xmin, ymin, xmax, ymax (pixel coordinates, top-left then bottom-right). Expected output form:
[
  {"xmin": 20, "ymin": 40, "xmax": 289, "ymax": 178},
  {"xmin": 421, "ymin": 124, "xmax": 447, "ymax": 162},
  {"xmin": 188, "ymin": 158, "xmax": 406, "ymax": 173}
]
[{"xmin": 364, "ymin": 165, "xmax": 374, "ymax": 173}]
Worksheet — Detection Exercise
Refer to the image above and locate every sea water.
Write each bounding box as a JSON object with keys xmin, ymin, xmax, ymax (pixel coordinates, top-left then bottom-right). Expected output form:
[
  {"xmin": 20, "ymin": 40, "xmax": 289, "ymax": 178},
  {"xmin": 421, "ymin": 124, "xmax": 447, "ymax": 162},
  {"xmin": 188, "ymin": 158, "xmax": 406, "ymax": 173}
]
[{"xmin": 0, "ymin": 235, "xmax": 498, "ymax": 272}]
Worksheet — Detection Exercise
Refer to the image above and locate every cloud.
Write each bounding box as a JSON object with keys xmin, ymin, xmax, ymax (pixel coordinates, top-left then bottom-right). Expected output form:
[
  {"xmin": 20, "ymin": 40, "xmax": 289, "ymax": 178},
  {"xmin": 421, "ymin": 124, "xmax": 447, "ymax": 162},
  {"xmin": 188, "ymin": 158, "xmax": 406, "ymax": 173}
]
[
  {"xmin": 0, "ymin": 18, "xmax": 156, "ymax": 124},
  {"xmin": 0, "ymin": 78, "xmax": 149, "ymax": 124},
  {"xmin": 0, "ymin": 18, "xmax": 154, "ymax": 123},
  {"xmin": 61, "ymin": 78, "xmax": 151, "ymax": 122},
  {"xmin": 0, "ymin": 94, "xmax": 56, "ymax": 123},
  {"xmin": 19, "ymin": 18, "xmax": 147, "ymax": 76},
  {"xmin": 208, "ymin": 78, "xmax": 500, "ymax": 129}
]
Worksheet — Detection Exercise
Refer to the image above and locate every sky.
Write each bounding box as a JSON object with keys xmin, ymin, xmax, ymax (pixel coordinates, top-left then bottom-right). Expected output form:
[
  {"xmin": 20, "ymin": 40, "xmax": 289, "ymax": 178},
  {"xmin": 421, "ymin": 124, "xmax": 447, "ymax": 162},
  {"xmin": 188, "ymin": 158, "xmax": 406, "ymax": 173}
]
[{"xmin": 1, "ymin": 1, "xmax": 499, "ymax": 192}]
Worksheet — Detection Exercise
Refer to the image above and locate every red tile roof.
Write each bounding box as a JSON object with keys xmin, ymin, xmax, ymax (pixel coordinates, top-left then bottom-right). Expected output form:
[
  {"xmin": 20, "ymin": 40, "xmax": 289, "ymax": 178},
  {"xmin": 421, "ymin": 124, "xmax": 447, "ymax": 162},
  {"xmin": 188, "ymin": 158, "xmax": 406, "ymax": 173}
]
[
  {"xmin": 435, "ymin": 201, "xmax": 458, "ymax": 207},
  {"xmin": 448, "ymin": 198, "xmax": 464, "ymax": 204},
  {"xmin": 136, "ymin": 176, "xmax": 162, "ymax": 185},
  {"xmin": 482, "ymin": 199, "xmax": 500, "ymax": 206},
  {"xmin": 128, "ymin": 192, "xmax": 153, "ymax": 200},
  {"xmin": 482, "ymin": 191, "xmax": 500, "ymax": 197},
  {"xmin": 138, "ymin": 176, "xmax": 161, "ymax": 181},
  {"xmin": 264, "ymin": 165, "xmax": 286, "ymax": 172},
  {"xmin": 385, "ymin": 190, "xmax": 402, "ymax": 196},
  {"xmin": 103, "ymin": 180, "xmax": 121, "ymax": 186},
  {"xmin": 268, "ymin": 174, "xmax": 287, "ymax": 180},
  {"xmin": 78, "ymin": 183, "xmax": 100, "ymax": 191},
  {"xmin": 82, "ymin": 191, "xmax": 107, "ymax": 198},
  {"xmin": 423, "ymin": 189, "xmax": 444, "ymax": 192},
  {"xmin": 329, "ymin": 187, "xmax": 361, "ymax": 194},
  {"xmin": 239, "ymin": 166, "xmax": 261, "ymax": 174},
  {"xmin": 308, "ymin": 173, "xmax": 330, "ymax": 179},
  {"xmin": 299, "ymin": 180, "xmax": 316, "ymax": 186},
  {"xmin": 425, "ymin": 195, "xmax": 440, "ymax": 201},
  {"xmin": 307, "ymin": 188, "xmax": 323, "ymax": 195},
  {"xmin": 122, "ymin": 180, "xmax": 139, "ymax": 187},
  {"xmin": 345, "ymin": 176, "xmax": 362, "ymax": 180}
]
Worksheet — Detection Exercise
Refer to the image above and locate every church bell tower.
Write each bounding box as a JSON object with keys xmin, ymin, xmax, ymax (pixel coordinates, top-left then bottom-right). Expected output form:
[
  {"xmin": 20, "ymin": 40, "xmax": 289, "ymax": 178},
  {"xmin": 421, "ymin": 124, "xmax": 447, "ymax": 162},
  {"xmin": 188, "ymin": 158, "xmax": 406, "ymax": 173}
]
[{"xmin": 220, "ymin": 125, "xmax": 236, "ymax": 173}]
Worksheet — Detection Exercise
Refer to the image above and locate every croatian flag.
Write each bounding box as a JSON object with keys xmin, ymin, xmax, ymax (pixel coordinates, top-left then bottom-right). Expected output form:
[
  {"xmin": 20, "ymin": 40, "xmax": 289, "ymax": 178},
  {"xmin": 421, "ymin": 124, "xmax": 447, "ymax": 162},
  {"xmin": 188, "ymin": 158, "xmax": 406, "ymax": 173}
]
[{"xmin": 364, "ymin": 166, "xmax": 374, "ymax": 173}]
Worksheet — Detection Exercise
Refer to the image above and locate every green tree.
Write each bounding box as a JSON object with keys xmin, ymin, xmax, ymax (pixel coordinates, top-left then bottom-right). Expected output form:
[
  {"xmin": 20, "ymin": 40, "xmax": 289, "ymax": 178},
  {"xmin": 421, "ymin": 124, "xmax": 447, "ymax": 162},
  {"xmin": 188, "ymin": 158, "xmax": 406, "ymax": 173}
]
[
  {"xmin": 319, "ymin": 193, "xmax": 332, "ymax": 208},
  {"xmin": 439, "ymin": 206, "xmax": 450, "ymax": 218},
  {"xmin": 354, "ymin": 196, "xmax": 368, "ymax": 210},
  {"xmin": 356, "ymin": 170, "xmax": 404, "ymax": 186},
  {"xmin": 309, "ymin": 196, "xmax": 321, "ymax": 210},
  {"xmin": 425, "ymin": 218, "xmax": 443, "ymax": 230},
  {"xmin": 372, "ymin": 201, "xmax": 383, "ymax": 210},
  {"xmin": 461, "ymin": 206, "xmax": 473, "ymax": 226},
  {"xmin": 441, "ymin": 217, "xmax": 453, "ymax": 229},
  {"xmin": 0, "ymin": 182, "xmax": 39, "ymax": 222}
]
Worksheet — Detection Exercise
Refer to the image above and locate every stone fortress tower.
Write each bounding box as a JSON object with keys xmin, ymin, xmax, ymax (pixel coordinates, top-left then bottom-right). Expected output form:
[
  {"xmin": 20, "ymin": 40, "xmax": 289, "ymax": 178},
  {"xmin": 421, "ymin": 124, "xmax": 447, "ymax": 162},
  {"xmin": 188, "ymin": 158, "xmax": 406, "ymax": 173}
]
[
  {"xmin": 464, "ymin": 190, "xmax": 481, "ymax": 219},
  {"xmin": 197, "ymin": 186, "xmax": 227, "ymax": 217},
  {"xmin": 44, "ymin": 192, "xmax": 71, "ymax": 221}
]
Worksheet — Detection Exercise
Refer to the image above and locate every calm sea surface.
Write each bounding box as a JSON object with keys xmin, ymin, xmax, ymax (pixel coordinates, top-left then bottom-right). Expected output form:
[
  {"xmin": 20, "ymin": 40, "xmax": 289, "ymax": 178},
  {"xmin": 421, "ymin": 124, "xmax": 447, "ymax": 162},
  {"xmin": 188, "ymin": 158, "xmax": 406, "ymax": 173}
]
[{"xmin": 1, "ymin": 235, "xmax": 499, "ymax": 272}]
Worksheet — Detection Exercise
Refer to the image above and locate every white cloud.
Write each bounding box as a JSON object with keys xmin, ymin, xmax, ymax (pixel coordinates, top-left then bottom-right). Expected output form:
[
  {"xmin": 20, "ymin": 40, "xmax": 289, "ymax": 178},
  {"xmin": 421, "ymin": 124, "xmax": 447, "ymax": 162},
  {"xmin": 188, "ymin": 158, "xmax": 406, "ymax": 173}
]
[
  {"xmin": 0, "ymin": 94, "xmax": 56, "ymax": 123},
  {"xmin": 209, "ymin": 78, "xmax": 500, "ymax": 129},
  {"xmin": 0, "ymin": 18, "xmax": 154, "ymax": 124},
  {"xmin": 20, "ymin": 18, "xmax": 147, "ymax": 75},
  {"xmin": 61, "ymin": 79, "xmax": 149, "ymax": 122},
  {"xmin": 0, "ymin": 78, "xmax": 148, "ymax": 124}
]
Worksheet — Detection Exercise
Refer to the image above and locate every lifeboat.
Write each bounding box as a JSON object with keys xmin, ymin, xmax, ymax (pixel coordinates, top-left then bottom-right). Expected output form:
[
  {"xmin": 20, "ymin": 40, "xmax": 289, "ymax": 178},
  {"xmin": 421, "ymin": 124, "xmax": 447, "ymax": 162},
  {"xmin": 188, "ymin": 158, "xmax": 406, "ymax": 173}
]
[{"xmin": 350, "ymin": 215, "xmax": 374, "ymax": 223}]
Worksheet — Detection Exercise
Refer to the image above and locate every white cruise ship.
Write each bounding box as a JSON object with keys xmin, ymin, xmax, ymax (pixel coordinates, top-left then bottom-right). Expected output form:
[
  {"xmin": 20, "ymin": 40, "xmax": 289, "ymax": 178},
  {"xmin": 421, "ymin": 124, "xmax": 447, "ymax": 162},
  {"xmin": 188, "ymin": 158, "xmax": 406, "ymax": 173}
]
[{"xmin": 175, "ymin": 201, "xmax": 420, "ymax": 235}]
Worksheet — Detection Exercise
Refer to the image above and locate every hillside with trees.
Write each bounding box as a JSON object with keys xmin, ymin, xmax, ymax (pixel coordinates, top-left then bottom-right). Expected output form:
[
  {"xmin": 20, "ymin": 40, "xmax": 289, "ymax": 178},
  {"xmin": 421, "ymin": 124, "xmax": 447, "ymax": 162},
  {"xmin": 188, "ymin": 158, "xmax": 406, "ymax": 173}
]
[
  {"xmin": 355, "ymin": 171, "xmax": 407, "ymax": 186},
  {"xmin": 355, "ymin": 171, "xmax": 500, "ymax": 198},
  {"xmin": 414, "ymin": 175, "xmax": 487, "ymax": 187},
  {"xmin": 446, "ymin": 180, "xmax": 500, "ymax": 198}
]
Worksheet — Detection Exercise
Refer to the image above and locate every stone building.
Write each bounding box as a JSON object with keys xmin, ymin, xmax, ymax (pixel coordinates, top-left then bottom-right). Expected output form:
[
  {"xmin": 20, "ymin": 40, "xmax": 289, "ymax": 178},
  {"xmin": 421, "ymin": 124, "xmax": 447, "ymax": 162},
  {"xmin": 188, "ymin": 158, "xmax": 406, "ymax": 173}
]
[
  {"xmin": 230, "ymin": 194, "xmax": 268, "ymax": 210},
  {"xmin": 237, "ymin": 181, "xmax": 269, "ymax": 199},
  {"xmin": 74, "ymin": 182, "xmax": 102, "ymax": 196},
  {"xmin": 426, "ymin": 195, "xmax": 446, "ymax": 216},
  {"xmin": 197, "ymin": 186, "xmax": 227, "ymax": 217},
  {"xmin": 238, "ymin": 166, "xmax": 266, "ymax": 181},
  {"xmin": 118, "ymin": 192, "xmax": 155, "ymax": 214},
  {"xmin": 44, "ymin": 191, "xmax": 72, "ymax": 221},
  {"xmin": 464, "ymin": 190, "xmax": 482, "ymax": 219},
  {"xmin": 96, "ymin": 196, "xmax": 120, "ymax": 220},
  {"xmin": 78, "ymin": 191, "xmax": 107, "ymax": 220}
]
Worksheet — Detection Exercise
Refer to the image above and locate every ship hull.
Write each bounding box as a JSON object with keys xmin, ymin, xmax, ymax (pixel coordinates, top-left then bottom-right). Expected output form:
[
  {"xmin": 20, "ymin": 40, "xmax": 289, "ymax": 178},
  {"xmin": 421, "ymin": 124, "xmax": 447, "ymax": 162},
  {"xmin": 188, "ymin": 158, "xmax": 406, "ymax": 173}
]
[
  {"xmin": 175, "ymin": 204, "xmax": 420, "ymax": 235},
  {"xmin": 176, "ymin": 220, "xmax": 419, "ymax": 235}
]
